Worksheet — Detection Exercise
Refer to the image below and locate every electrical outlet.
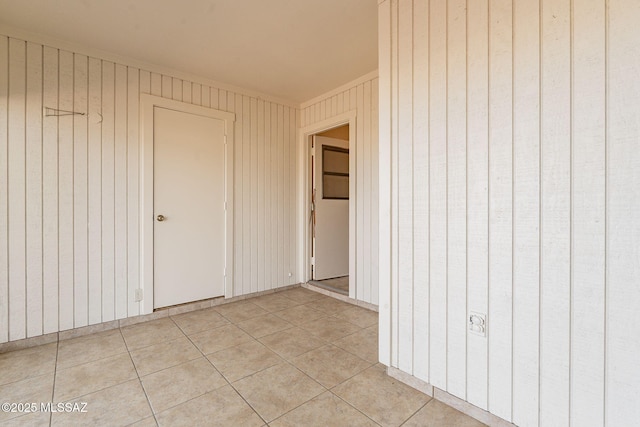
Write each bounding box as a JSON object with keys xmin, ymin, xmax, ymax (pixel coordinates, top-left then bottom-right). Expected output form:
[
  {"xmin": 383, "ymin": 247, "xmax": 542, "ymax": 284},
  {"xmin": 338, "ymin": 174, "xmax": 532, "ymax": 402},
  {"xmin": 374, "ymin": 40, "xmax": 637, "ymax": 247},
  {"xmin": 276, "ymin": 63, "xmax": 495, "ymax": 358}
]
[
  {"xmin": 135, "ymin": 289, "xmax": 143, "ymax": 302},
  {"xmin": 469, "ymin": 312, "xmax": 486, "ymax": 337},
  {"xmin": 288, "ymin": 272, "xmax": 292, "ymax": 277}
]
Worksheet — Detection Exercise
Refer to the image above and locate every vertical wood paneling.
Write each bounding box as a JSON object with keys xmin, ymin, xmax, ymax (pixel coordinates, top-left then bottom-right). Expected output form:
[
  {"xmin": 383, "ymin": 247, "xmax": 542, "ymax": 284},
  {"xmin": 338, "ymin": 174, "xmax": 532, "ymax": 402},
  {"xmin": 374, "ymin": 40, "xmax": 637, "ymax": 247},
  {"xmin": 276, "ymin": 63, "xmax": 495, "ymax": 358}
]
[
  {"xmin": 25, "ymin": 42, "xmax": 43, "ymax": 337},
  {"xmin": 42, "ymin": 46, "xmax": 59, "ymax": 334},
  {"xmin": 264, "ymin": 103, "xmax": 272, "ymax": 288},
  {"xmin": 466, "ymin": 0, "xmax": 489, "ymax": 410},
  {"xmin": 428, "ymin": 0, "xmax": 447, "ymax": 391},
  {"xmin": 337, "ymin": 93, "xmax": 344, "ymax": 115},
  {"xmin": 290, "ymin": 109, "xmax": 297, "ymax": 284},
  {"xmin": 1, "ymin": 36, "xmax": 299, "ymax": 345},
  {"xmin": 73, "ymin": 54, "xmax": 89, "ymax": 328},
  {"xmin": 101, "ymin": 61, "xmax": 115, "ymax": 323},
  {"xmin": 172, "ymin": 77, "xmax": 182, "ymax": 101},
  {"xmin": 380, "ymin": 1, "xmax": 636, "ymax": 425},
  {"xmin": 127, "ymin": 67, "xmax": 139, "ymax": 318},
  {"xmin": 389, "ymin": 0, "xmax": 399, "ymax": 367},
  {"xmin": 513, "ymin": 0, "xmax": 541, "ymax": 425},
  {"xmin": 277, "ymin": 105, "xmax": 284, "ymax": 286},
  {"xmin": 58, "ymin": 50, "xmax": 74, "ymax": 331},
  {"xmin": 446, "ymin": 0, "xmax": 467, "ymax": 400},
  {"xmin": 242, "ymin": 96, "xmax": 251, "ymax": 293},
  {"xmin": 218, "ymin": 89, "xmax": 227, "ymax": 111},
  {"xmin": 250, "ymin": 97, "xmax": 258, "ymax": 294},
  {"xmin": 356, "ymin": 84, "xmax": 365, "ymax": 302},
  {"xmin": 150, "ymin": 73, "xmax": 161, "ymax": 96},
  {"xmin": 412, "ymin": 0, "xmax": 429, "ymax": 382},
  {"xmin": 571, "ymin": 1, "xmax": 606, "ymax": 426},
  {"xmin": 397, "ymin": 0, "xmax": 414, "ymax": 374},
  {"xmin": 231, "ymin": 92, "xmax": 242, "ymax": 296},
  {"xmin": 487, "ymin": 0, "xmax": 513, "ymax": 420},
  {"xmin": 270, "ymin": 103, "xmax": 278, "ymax": 289},
  {"xmin": 540, "ymin": 0, "xmax": 572, "ymax": 424},
  {"xmin": 161, "ymin": 75, "xmax": 171, "ymax": 99},
  {"xmin": 0, "ymin": 36, "xmax": 9, "ymax": 343},
  {"xmin": 363, "ymin": 81, "xmax": 372, "ymax": 302},
  {"xmin": 283, "ymin": 106, "xmax": 290, "ymax": 285},
  {"xmin": 378, "ymin": 0, "xmax": 392, "ymax": 368},
  {"xmin": 607, "ymin": 0, "xmax": 640, "ymax": 425},
  {"xmin": 191, "ymin": 83, "xmax": 200, "ymax": 106},
  {"xmin": 257, "ymin": 100, "xmax": 265, "ymax": 292},
  {"xmin": 114, "ymin": 64, "xmax": 128, "ymax": 320},
  {"xmin": 201, "ymin": 85, "xmax": 210, "ymax": 108},
  {"xmin": 182, "ymin": 80, "xmax": 191, "ymax": 104},
  {"xmin": 8, "ymin": 39, "xmax": 27, "ymax": 341},
  {"xmin": 87, "ymin": 57, "xmax": 102, "ymax": 325}
]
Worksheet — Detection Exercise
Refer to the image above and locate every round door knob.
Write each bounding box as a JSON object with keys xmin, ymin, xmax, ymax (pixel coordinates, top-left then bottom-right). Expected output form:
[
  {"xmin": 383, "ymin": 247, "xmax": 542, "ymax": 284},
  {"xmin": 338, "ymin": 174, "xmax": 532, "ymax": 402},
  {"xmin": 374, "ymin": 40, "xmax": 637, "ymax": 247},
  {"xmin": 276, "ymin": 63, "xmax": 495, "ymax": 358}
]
[{"xmin": 156, "ymin": 214, "xmax": 165, "ymax": 222}]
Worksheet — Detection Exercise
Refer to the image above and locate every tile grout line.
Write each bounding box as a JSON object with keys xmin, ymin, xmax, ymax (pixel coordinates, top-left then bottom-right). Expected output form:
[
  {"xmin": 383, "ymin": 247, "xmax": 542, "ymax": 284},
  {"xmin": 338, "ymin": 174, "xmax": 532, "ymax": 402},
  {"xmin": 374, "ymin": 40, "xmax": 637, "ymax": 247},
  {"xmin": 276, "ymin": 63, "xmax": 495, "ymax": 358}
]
[
  {"xmin": 177, "ymin": 317, "xmax": 270, "ymax": 426},
  {"xmin": 48, "ymin": 338, "xmax": 59, "ymax": 427},
  {"xmin": 121, "ymin": 326, "xmax": 160, "ymax": 426}
]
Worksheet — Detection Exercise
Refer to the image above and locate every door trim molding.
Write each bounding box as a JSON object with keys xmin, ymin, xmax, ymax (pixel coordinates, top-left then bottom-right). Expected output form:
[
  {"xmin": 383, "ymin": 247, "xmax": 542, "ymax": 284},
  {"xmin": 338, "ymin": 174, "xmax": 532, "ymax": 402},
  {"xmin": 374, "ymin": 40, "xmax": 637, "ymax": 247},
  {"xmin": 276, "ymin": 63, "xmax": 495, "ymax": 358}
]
[
  {"xmin": 297, "ymin": 111, "xmax": 357, "ymax": 299},
  {"xmin": 140, "ymin": 94, "xmax": 235, "ymax": 315}
]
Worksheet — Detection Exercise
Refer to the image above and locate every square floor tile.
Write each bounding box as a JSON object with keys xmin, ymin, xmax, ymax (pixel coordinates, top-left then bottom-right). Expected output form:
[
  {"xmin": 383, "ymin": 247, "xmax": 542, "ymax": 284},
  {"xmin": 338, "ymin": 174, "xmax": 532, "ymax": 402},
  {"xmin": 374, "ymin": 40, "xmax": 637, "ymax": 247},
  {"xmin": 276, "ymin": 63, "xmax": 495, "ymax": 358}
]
[
  {"xmin": 207, "ymin": 340, "xmax": 282, "ymax": 382},
  {"xmin": 299, "ymin": 316, "xmax": 361, "ymax": 342},
  {"xmin": 251, "ymin": 294, "xmax": 300, "ymax": 312},
  {"xmin": 258, "ymin": 327, "xmax": 326, "ymax": 360},
  {"xmin": 171, "ymin": 308, "xmax": 229, "ymax": 335},
  {"xmin": 0, "ymin": 343, "xmax": 57, "ymax": 386},
  {"xmin": 189, "ymin": 324, "xmax": 254, "ymax": 354},
  {"xmin": 155, "ymin": 385, "xmax": 263, "ymax": 427},
  {"xmin": 0, "ymin": 373, "xmax": 54, "ymax": 423},
  {"xmin": 233, "ymin": 363, "xmax": 324, "ymax": 422},
  {"xmin": 333, "ymin": 327, "xmax": 378, "ymax": 363},
  {"xmin": 332, "ymin": 364, "xmax": 431, "ymax": 427},
  {"xmin": 57, "ymin": 329, "xmax": 127, "ymax": 370},
  {"xmin": 334, "ymin": 306, "xmax": 378, "ymax": 328},
  {"xmin": 141, "ymin": 357, "xmax": 227, "ymax": 414},
  {"xmin": 279, "ymin": 288, "xmax": 327, "ymax": 304},
  {"xmin": 271, "ymin": 391, "xmax": 377, "ymax": 427},
  {"xmin": 236, "ymin": 313, "xmax": 293, "ymax": 338},
  {"xmin": 130, "ymin": 336, "xmax": 201, "ymax": 376},
  {"xmin": 213, "ymin": 301, "xmax": 268, "ymax": 323},
  {"xmin": 121, "ymin": 318, "xmax": 184, "ymax": 351},
  {"xmin": 403, "ymin": 399, "xmax": 486, "ymax": 427},
  {"xmin": 272, "ymin": 305, "xmax": 325, "ymax": 325},
  {"xmin": 51, "ymin": 379, "xmax": 152, "ymax": 426},
  {"xmin": 290, "ymin": 345, "xmax": 373, "ymax": 388},
  {"xmin": 304, "ymin": 298, "xmax": 353, "ymax": 315},
  {"xmin": 54, "ymin": 353, "xmax": 137, "ymax": 401}
]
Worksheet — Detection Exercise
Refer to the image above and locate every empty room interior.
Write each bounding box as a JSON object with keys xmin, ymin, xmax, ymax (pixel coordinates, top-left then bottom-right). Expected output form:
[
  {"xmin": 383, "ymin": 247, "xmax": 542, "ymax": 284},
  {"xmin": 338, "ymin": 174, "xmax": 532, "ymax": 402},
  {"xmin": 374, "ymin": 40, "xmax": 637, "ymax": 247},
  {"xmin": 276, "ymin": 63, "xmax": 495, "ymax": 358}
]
[{"xmin": 0, "ymin": 0, "xmax": 638, "ymax": 426}]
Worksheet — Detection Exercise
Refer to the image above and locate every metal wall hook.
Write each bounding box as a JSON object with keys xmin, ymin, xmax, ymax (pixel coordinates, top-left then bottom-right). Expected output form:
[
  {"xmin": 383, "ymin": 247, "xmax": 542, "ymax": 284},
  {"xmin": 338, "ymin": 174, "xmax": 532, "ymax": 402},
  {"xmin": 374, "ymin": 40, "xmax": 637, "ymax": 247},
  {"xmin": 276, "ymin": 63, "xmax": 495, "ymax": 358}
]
[{"xmin": 43, "ymin": 107, "xmax": 85, "ymax": 117}]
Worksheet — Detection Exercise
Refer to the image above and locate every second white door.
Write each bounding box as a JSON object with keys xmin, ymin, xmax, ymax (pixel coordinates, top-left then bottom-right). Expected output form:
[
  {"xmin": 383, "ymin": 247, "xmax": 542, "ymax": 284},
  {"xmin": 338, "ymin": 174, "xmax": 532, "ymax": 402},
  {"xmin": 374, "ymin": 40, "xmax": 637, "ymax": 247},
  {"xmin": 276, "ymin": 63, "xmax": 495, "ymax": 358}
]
[
  {"xmin": 313, "ymin": 135, "xmax": 349, "ymax": 280},
  {"xmin": 153, "ymin": 106, "xmax": 226, "ymax": 308}
]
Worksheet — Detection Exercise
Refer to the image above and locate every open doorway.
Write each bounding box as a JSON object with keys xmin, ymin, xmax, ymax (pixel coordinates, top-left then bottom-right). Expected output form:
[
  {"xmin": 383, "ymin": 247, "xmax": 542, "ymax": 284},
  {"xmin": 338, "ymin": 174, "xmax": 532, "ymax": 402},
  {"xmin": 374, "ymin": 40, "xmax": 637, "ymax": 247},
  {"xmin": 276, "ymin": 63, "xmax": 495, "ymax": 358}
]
[
  {"xmin": 309, "ymin": 125, "xmax": 350, "ymax": 295},
  {"xmin": 298, "ymin": 111, "xmax": 356, "ymax": 299}
]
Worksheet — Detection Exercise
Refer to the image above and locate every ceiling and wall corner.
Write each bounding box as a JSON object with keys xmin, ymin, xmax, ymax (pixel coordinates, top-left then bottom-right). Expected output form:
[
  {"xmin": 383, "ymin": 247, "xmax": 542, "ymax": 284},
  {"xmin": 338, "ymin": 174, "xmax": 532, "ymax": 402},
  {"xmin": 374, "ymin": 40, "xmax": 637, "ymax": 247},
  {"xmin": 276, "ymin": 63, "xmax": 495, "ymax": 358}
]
[{"xmin": 0, "ymin": 0, "xmax": 379, "ymax": 104}]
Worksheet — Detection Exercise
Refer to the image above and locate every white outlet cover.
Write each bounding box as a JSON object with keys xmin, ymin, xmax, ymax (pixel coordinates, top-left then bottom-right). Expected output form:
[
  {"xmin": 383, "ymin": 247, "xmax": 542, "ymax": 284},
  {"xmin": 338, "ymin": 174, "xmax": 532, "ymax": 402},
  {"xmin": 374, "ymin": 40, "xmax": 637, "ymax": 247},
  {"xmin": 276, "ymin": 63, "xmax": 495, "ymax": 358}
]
[{"xmin": 469, "ymin": 311, "xmax": 487, "ymax": 337}]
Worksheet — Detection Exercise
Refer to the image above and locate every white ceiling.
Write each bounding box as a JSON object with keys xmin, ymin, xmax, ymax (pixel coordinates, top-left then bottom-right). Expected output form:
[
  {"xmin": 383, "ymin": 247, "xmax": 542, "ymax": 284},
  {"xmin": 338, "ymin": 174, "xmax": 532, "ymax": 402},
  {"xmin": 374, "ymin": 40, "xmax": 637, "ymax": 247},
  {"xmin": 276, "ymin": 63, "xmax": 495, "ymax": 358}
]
[{"xmin": 0, "ymin": 0, "xmax": 378, "ymax": 104}]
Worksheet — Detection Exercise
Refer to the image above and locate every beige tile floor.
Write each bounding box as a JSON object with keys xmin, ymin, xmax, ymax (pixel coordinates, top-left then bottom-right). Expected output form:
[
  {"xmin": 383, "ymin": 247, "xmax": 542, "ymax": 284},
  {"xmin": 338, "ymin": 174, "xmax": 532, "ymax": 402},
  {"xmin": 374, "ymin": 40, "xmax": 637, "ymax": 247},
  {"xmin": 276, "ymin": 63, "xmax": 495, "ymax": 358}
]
[{"xmin": 0, "ymin": 287, "xmax": 485, "ymax": 427}]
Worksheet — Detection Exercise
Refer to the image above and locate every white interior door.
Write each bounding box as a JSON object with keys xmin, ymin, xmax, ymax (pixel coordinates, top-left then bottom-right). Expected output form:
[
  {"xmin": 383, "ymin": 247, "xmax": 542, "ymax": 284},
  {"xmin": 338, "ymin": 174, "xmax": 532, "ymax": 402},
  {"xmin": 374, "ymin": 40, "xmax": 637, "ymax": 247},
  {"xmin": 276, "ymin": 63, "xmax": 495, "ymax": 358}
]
[
  {"xmin": 313, "ymin": 135, "xmax": 349, "ymax": 280},
  {"xmin": 153, "ymin": 107, "xmax": 226, "ymax": 308}
]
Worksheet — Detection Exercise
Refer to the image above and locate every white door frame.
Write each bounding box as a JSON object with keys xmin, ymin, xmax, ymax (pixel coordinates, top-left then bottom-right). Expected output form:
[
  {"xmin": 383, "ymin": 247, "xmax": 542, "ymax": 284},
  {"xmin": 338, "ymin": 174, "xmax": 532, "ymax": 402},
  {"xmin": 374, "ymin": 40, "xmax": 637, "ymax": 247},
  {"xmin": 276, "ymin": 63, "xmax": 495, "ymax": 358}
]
[
  {"xmin": 140, "ymin": 94, "xmax": 235, "ymax": 315},
  {"xmin": 297, "ymin": 111, "xmax": 357, "ymax": 299}
]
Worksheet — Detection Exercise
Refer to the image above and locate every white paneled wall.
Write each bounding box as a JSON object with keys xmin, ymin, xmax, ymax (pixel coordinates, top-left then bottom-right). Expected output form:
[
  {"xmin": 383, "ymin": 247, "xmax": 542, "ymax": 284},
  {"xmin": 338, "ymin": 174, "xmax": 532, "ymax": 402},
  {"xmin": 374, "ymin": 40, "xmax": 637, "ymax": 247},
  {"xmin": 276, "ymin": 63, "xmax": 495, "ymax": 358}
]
[
  {"xmin": 0, "ymin": 35, "xmax": 299, "ymax": 343},
  {"xmin": 301, "ymin": 75, "xmax": 379, "ymax": 306},
  {"xmin": 378, "ymin": 0, "xmax": 640, "ymax": 426}
]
